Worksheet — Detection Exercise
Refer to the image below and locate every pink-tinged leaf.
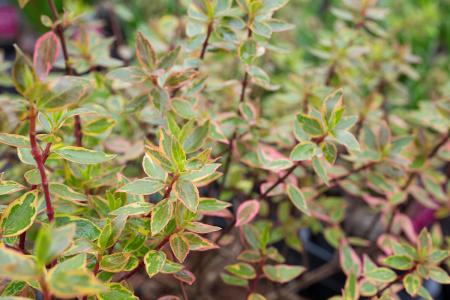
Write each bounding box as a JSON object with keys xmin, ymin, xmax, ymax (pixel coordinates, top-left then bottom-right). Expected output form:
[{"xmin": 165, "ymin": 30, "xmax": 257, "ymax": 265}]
[
  {"xmin": 33, "ymin": 31, "xmax": 60, "ymax": 80},
  {"xmin": 201, "ymin": 209, "xmax": 234, "ymax": 219},
  {"xmin": 174, "ymin": 269, "xmax": 196, "ymax": 285},
  {"xmin": 362, "ymin": 193, "xmax": 385, "ymax": 206},
  {"xmin": 376, "ymin": 234, "xmax": 398, "ymax": 255},
  {"xmin": 339, "ymin": 243, "xmax": 361, "ymax": 276},
  {"xmin": 397, "ymin": 214, "xmax": 418, "ymax": 243},
  {"xmin": 235, "ymin": 200, "xmax": 260, "ymax": 227}
]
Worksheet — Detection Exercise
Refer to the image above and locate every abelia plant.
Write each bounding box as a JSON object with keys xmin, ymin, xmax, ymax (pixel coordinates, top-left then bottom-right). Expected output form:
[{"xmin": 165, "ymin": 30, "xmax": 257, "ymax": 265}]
[{"xmin": 0, "ymin": 0, "xmax": 449, "ymax": 299}]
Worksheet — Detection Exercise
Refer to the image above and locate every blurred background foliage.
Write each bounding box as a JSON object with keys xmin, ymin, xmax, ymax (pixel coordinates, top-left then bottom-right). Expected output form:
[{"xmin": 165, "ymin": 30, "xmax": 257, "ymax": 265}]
[{"xmin": 9, "ymin": 0, "xmax": 449, "ymax": 107}]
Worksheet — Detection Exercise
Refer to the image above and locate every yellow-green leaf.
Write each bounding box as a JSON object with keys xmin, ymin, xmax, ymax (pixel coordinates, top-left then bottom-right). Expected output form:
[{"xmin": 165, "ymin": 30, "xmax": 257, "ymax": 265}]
[
  {"xmin": 0, "ymin": 191, "xmax": 38, "ymax": 237},
  {"xmin": 53, "ymin": 146, "xmax": 116, "ymax": 164}
]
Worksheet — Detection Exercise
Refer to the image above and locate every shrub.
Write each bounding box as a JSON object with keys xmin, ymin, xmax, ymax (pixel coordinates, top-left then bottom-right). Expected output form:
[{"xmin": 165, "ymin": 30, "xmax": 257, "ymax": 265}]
[{"xmin": 0, "ymin": 0, "xmax": 449, "ymax": 299}]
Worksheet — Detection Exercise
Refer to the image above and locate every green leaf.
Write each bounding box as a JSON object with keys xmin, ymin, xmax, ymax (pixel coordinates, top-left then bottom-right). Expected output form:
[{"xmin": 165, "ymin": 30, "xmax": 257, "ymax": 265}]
[
  {"xmin": 54, "ymin": 216, "xmax": 100, "ymax": 241},
  {"xmin": 262, "ymin": 264, "xmax": 306, "ymax": 283},
  {"xmin": 100, "ymin": 253, "xmax": 131, "ymax": 273},
  {"xmin": 170, "ymin": 137, "xmax": 186, "ymax": 171},
  {"xmin": 38, "ymin": 76, "xmax": 91, "ymax": 111},
  {"xmin": 49, "ymin": 183, "xmax": 87, "ymax": 202},
  {"xmin": 0, "ymin": 133, "xmax": 30, "ymax": 148},
  {"xmin": 262, "ymin": 0, "xmax": 290, "ymax": 12},
  {"xmin": 250, "ymin": 21, "xmax": 272, "ymax": 38},
  {"xmin": 173, "ymin": 180, "xmax": 200, "ymax": 213},
  {"xmin": 1, "ymin": 280, "xmax": 26, "ymax": 296},
  {"xmin": 0, "ymin": 247, "xmax": 39, "ymax": 280},
  {"xmin": 171, "ymin": 98, "xmax": 198, "ymax": 119},
  {"xmin": 34, "ymin": 223, "xmax": 76, "ymax": 266},
  {"xmin": 334, "ymin": 130, "xmax": 360, "ymax": 151},
  {"xmin": 322, "ymin": 142, "xmax": 337, "ymax": 164},
  {"xmin": 235, "ymin": 199, "xmax": 260, "ymax": 227},
  {"xmin": 183, "ymin": 120, "xmax": 210, "ymax": 153},
  {"xmin": 53, "ymin": 146, "xmax": 115, "ymax": 164},
  {"xmin": 110, "ymin": 202, "xmax": 153, "ymax": 216},
  {"xmin": 359, "ymin": 279, "xmax": 377, "ymax": 297},
  {"xmin": 343, "ymin": 272, "xmax": 359, "ymax": 300},
  {"xmin": 136, "ymin": 32, "xmax": 156, "ymax": 71},
  {"xmin": 151, "ymin": 200, "xmax": 173, "ymax": 235},
  {"xmin": 143, "ymin": 154, "xmax": 168, "ymax": 181},
  {"xmin": 247, "ymin": 66, "xmax": 278, "ymax": 90},
  {"xmin": 403, "ymin": 273, "xmax": 421, "ymax": 296},
  {"xmin": 161, "ymin": 260, "xmax": 184, "ymax": 274},
  {"xmin": 0, "ymin": 191, "xmax": 38, "ymax": 237},
  {"xmin": 290, "ymin": 142, "xmax": 316, "ymax": 161},
  {"xmin": 429, "ymin": 266, "xmax": 450, "ymax": 284},
  {"xmin": 185, "ymin": 222, "xmax": 221, "ymax": 234},
  {"xmin": 198, "ymin": 198, "xmax": 231, "ymax": 212},
  {"xmin": 182, "ymin": 232, "xmax": 218, "ymax": 251},
  {"xmin": 97, "ymin": 219, "xmax": 112, "ymax": 250},
  {"xmin": 179, "ymin": 163, "xmax": 221, "ymax": 183},
  {"xmin": 339, "ymin": 244, "xmax": 361, "ymax": 276},
  {"xmin": 427, "ymin": 249, "xmax": 449, "ymax": 264},
  {"xmin": 220, "ymin": 273, "xmax": 248, "ymax": 287},
  {"xmin": 365, "ymin": 268, "xmax": 397, "ymax": 283},
  {"xmin": 47, "ymin": 268, "xmax": 105, "ymax": 298},
  {"xmin": 312, "ymin": 156, "xmax": 329, "ymax": 185},
  {"xmin": 157, "ymin": 46, "xmax": 180, "ymax": 70},
  {"xmin": 169, "ymin": 233, "xmax": 190, "ymax": 263},
  {"xmin": 225, "ymin": 263, "xmax": 256, "ymax": 279},
  {"xmin": 144, "ymin": 250, "xmax": 166, "ymax": 278},
  {"xmin": 12, "ymin": 45, "xmax": 37, "ymax": 96},
  {"xmin": 118, "ymin": 178, "xmax": 165, "ymax": 195},
  {"xmin": 0, "ymin": 181, "xmax": 25, "ymax": 196},
  {"xmin": 286, "ymin": 184, "xmax": 310, "ymax": 215},
  {"xmin": 98, "ymin": 283, "xmax": 138, "ymax": 300},
  {"xmin": 297, "ymin": 114, "xmax": 324, "ymax": 136},
  {"xmin": 383, "ymin": 255, "xmax": 414, "ymax": 270},
  {"xmin": 106, "ymin": 67, "xmax": 148, "ymax": 87},
  {"xmin": 239, "ymin": 39, "xmax": 257, "ymax": 65}
]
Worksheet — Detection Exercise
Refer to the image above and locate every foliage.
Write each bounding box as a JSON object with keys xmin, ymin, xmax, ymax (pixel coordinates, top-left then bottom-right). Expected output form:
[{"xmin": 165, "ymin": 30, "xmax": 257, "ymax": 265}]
[{"xmin": 0, "ymin": 0, "xmax": 449, "ymax": 299}]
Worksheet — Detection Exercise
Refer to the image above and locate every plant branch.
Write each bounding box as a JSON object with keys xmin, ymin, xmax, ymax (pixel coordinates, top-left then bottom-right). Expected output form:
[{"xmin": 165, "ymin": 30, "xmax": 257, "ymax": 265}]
[
  {"xmin": 47, "ymin": 0, "xmax": 83, "ymax": 147},
  {"xmin": 199, "ymin": 21, "xmax": 213, "ymax": 60},
  {"xmin": 179, "ymin": 281, "xmax": 189, "ymax": 300},
  {"xmin": 29, "ymin": 106, "xmax": 54, "ymax": 222}
]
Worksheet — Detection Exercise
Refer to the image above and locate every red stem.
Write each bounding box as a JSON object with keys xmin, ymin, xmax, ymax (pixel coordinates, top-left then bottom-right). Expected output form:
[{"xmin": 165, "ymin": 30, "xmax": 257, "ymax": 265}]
[{"xmin": 29, "ymin": 106, "xmax": 54, "ymax": 222}]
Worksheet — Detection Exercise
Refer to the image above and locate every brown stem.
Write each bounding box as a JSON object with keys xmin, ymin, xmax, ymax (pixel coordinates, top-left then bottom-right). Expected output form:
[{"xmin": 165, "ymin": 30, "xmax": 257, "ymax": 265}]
[
  {"xmin": 47, "ymin": 0, "xmax": 83, "ymax": 146},
  {"xmin": 18, "ymin": 232, "xmax": 27, "ymax": 253},
  {"xmin": 179, "ymin": 281, "xmax": 189, "ymax": 300},
  {"xmin": 247, "ymin": 255, "xmax": 266, "ymax": 296},
  {"xmin": 218, "ymin": 29, "xmax": 253, "ymax": 194},
  {"xmin": 313, "ymin": 161, "xmax": 376, "ymax": 192},
  {"xmin": 401, "ymin": 130, "xmax": 449, "ymax": 191},
  {"xmin": 199, "ymin": 21, "xmax": 213, "ymax": 60},
  {"xmin": 114, "ymin": 234, "xmax": 171, "ymax": 282},
  {"xmin": 74, "ymin": 116, "xmax": 83, "ymax": 146},
  {"xmin": 214, "ymin": 162, "xmax": 301, "ymax": 245},
  {"xmin": 29, "ymin": 106, "xmax": 54, "ymax": 222}
]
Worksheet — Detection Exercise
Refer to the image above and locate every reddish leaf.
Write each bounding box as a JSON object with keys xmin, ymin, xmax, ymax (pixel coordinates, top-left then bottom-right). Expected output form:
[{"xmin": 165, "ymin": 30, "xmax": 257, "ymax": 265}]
[
  {"xmin": 33, "ymin": 31, "xmax": 60, "ymax": 80},
  {"xmin": 169, "ymin": 233, "xmax": 190, "ymax": 263},
  {"xmin": 235, "ymin": 200, "xmax": 260, "ymax": 227},
  {"xmin": 174, "ymin": 269, "xmax": 196, "ymax": 285}
]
